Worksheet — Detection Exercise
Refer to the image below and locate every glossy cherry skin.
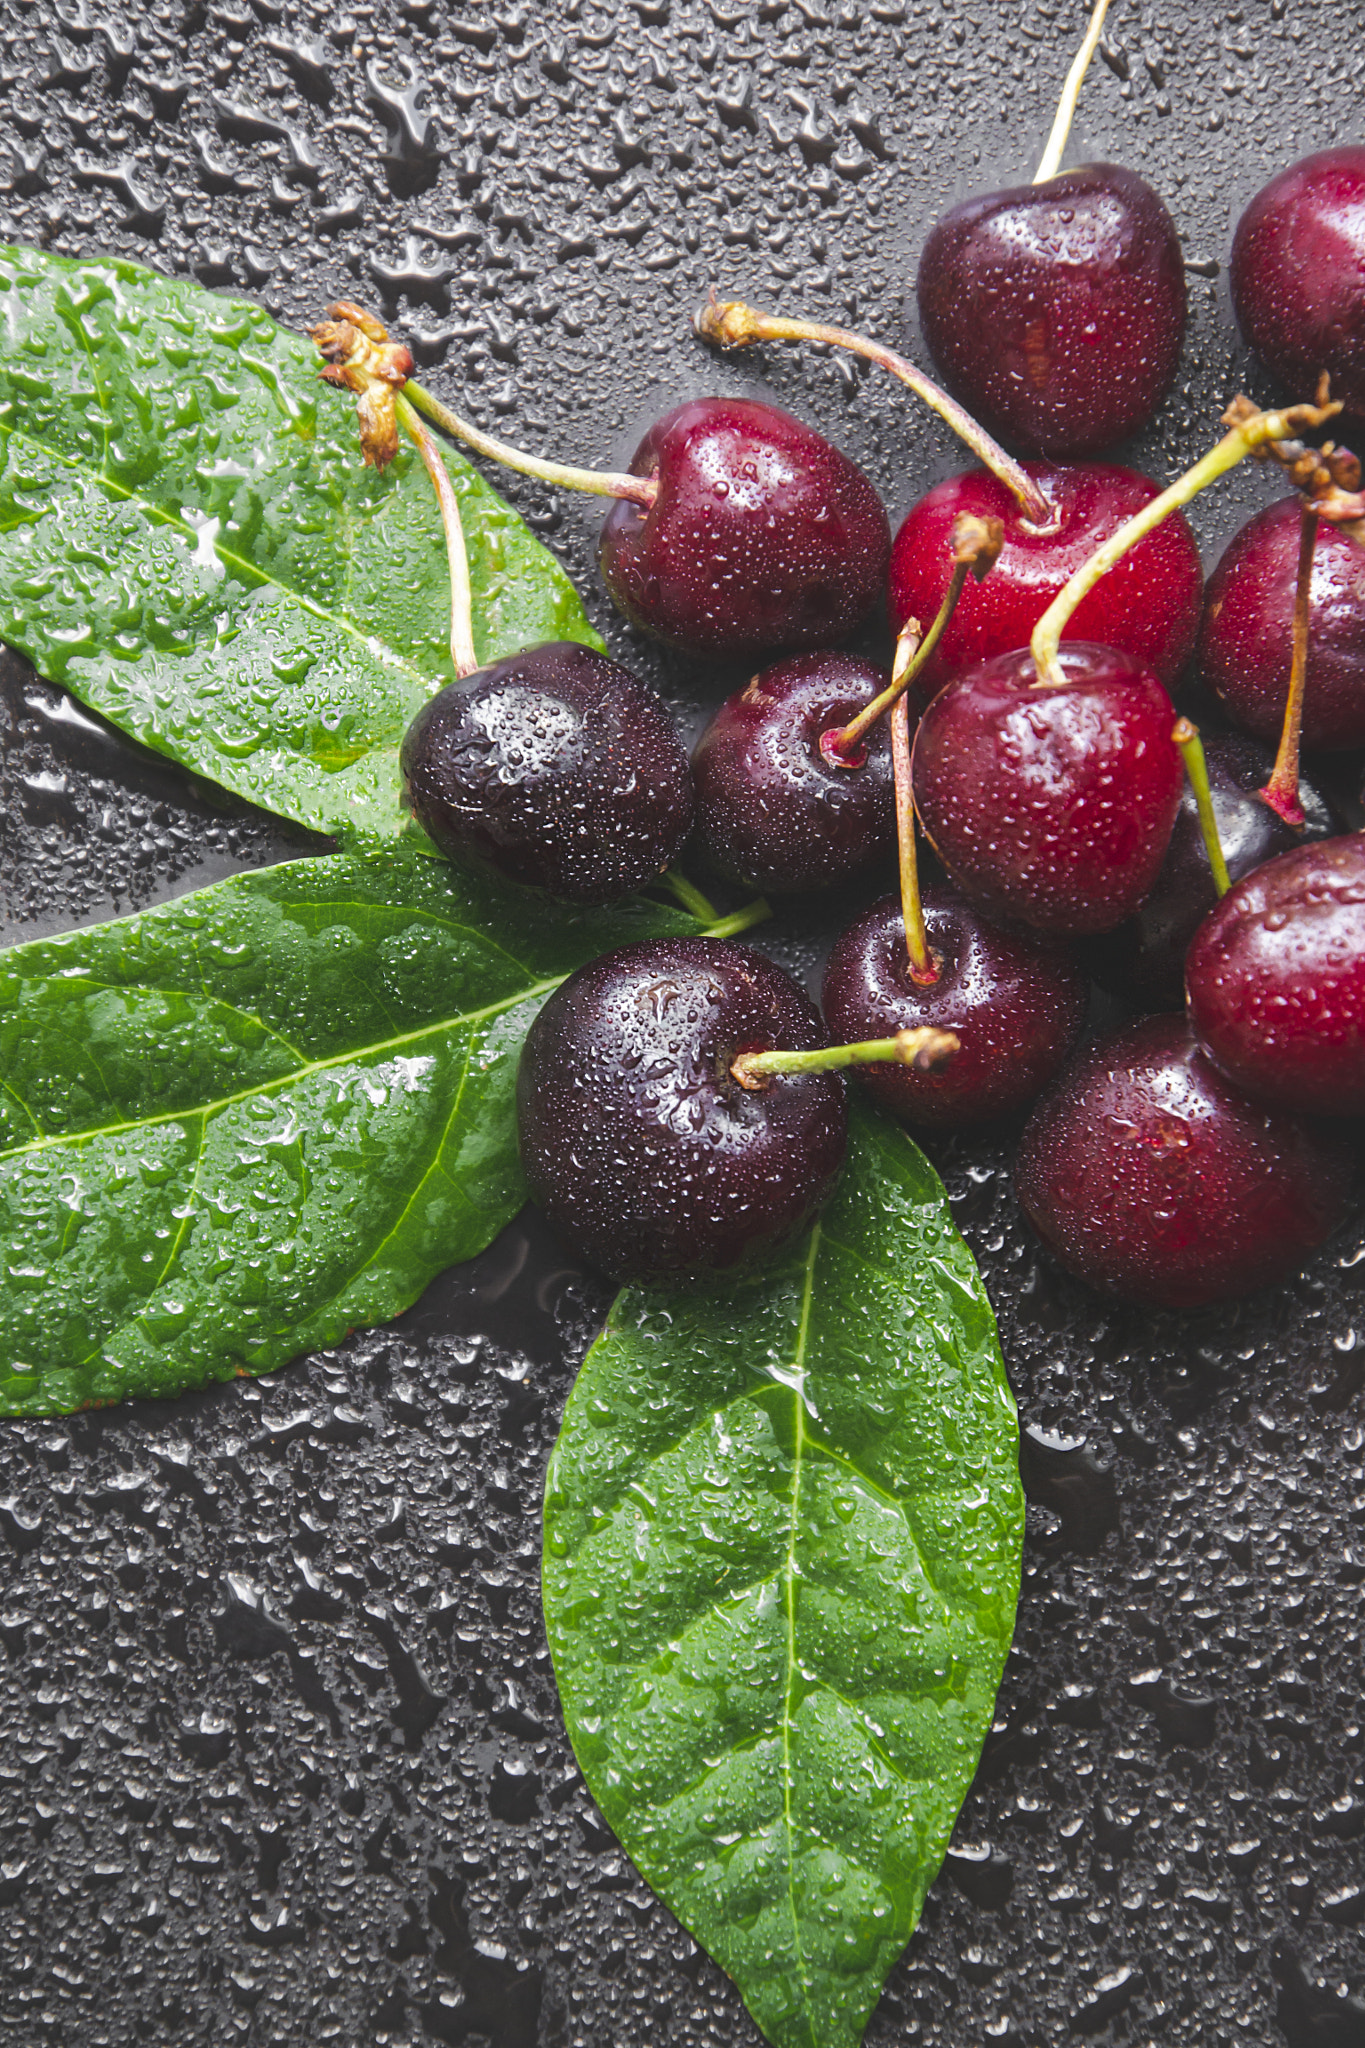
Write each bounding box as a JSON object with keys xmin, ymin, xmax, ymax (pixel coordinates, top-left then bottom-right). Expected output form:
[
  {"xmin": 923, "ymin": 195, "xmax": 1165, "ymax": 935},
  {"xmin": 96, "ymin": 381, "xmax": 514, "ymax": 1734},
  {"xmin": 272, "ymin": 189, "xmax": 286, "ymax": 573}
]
[
  {"xmin": 912, "ymin": 644, "xmax": 1184, "ymax": 936},
  {"xmin": 1198, "ymin": 497, "xmax": 1365, "ymax": 751},
  {"xmin": 888, "ymin": 463, "xmax": 1202, "ymax": 700},
  {"xmin": 691, "ymin": 652, "xmax": 894, "ymax": 894},
  {"xmin": 1084, "ymin": 730, "xmax": 1338, "ymax": 1011},
  {"xmin": 1230, "ymin": 147, "xmax": 1365, "ymax": 420},
  {"xmin": 517, "ymin": 937, "xmax": 846, "ymax": 1286},
  {"xmin": 821, "ymin": 887, "xmax": 1087, "ymax": 1130},
  {"xmin": 598, "ymin": 398, "xmax": 890, "ymax": 658},
  {"xmin": 400, "ymin": 641, "xmax": 693, "ymax": 904},
  {"xmin": 1015, "ymin": 1015, "xmax": 1354, "ymax": 1309},
  {"xmin": 916, "ymin": 163, "xmax": 1187, "ymax": 457},
  {"xmin": 1186, "ymin": 836, "xmax": 1365, "ymax": 1118}
]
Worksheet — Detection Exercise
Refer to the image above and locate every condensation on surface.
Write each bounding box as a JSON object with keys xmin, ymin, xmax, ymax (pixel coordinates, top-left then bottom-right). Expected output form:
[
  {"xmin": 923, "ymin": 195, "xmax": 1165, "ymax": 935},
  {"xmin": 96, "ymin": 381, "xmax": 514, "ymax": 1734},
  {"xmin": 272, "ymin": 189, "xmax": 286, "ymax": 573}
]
[{"xmin": 1, "ymin": 2, "xmax": 1364, "ymax": 2044}]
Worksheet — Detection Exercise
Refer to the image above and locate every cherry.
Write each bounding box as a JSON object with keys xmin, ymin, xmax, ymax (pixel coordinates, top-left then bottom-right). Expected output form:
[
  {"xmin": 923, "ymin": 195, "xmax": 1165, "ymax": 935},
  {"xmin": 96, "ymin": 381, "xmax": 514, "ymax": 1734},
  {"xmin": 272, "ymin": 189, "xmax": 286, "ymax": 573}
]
[
  {"xmin": 690, "ymin": 652, "xmax": 893, "ymax": 895},
  {"xmin": 1186, "ymin": 835, "xmax": 1365, "ymax": 1118},
  {"xmin": 1230, "ymin": 147, "xmax": 1365, "ymax": 421},
  {"xmin": 516, "ymin": 937, "xmax": 847, "ymax": 1285},
  {"xmin": 1198, "ymin": 496, "xmax": 1365, "ymax": 751},
  {"xmin": 911, "ymin": 644, "xmax": 1184, "ymax": 936},
  {"xmin": 1084, "ymin": 729, "xmax": 1338, "ymax": 1011},
  {"xmin": 821, "ymin": 887, "xmax": 1087, "ymax": 1130},
  {"xmin": 597, "ymin": 398, "xmax": 890, "ymax": 657},
  {"xmin": 1015, "ymin": 1015, "xmax": 1354, "ymax": 1308},
  {"xmin": 917, "ymin": 164, "xmax": 1186, "ymax": 459},
  {"xmin": 888, "ymin": 463, "xmax": 1203, "ymax": 699},
  {"xmin": 400, "ymin": 642, "xmax": 693, "ymax": 904}
]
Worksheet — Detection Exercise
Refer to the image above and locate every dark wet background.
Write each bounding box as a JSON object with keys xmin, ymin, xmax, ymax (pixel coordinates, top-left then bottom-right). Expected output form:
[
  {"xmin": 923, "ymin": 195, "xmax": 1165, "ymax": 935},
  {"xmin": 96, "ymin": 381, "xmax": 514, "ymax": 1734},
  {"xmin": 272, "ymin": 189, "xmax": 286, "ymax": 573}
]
[{"xmin": 3, "ymin": 1, "xmax": 1365, "ymax": 2042}]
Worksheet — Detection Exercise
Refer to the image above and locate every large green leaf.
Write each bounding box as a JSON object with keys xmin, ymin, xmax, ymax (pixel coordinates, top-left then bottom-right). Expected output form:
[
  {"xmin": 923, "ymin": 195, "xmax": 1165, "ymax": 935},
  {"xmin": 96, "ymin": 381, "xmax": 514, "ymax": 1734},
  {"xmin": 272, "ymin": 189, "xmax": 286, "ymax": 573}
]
[
  {"xmin": 0, "ymin": 850, "xmax": 691, "ymax": 1417},
  {"xmin": 0, "ymin": 244, "xmax": 601, "ymax": 841},
  {"xmin": 543, "ymin": 1103, "xmax": 1023, "ymax": 2048}
]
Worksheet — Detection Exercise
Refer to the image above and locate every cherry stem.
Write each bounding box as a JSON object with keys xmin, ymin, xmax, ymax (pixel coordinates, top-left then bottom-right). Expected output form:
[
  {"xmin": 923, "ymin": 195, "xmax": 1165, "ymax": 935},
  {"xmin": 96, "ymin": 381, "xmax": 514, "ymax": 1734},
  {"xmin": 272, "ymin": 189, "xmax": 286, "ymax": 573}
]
[
  {"xmin": 891, "ymin": 690, "xmax": 938, "ymax": 984},
  {"xmin": 1034, "ymin": 0, "xmax": 1112, "ymax": 183},
  {"xmin": 1259, "ymin": 505, "xmax": 1317, "ymax": 830},
  {"xmin": 704, "ymin": 899, "xmax": 772, "ymax": 940},
  {"xmin": 661, "ymin": 869, "xmax": 720, "ymax": 923},
  {"xmin": 731, "ymin": 1025, "xmax": 959, "ymax": 1091},
  {"xmin": 822, "ymin": 513, "xmax": 1003, "ymax": 766},
  {"xmin": 1172, "ymin": 718, "xmax": 1231, "ymax": 898},
  {"xmin": 695, "ymin": 294, "xmax": 1053, "ymax": 526},
  {"xmin": 404, "ymin": 378, "xmax": 658, "ymax": 511},
  {"xmin": 394, "ymin": 393, "xmax": 479, "ymax": 681},
  {"xmin": 1030, "ymin": 393, "xmax": 1344, "ymax": 688}
]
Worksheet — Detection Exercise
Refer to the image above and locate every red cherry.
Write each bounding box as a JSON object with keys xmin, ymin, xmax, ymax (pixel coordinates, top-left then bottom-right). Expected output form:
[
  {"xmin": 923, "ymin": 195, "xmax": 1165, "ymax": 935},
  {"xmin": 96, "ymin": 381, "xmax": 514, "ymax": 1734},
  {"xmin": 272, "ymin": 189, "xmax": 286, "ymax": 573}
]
[
  {"xmin": 1186, "ymin": 835, "xmax": 1365, "ymax": 1118},
  {"xmin": 911, "ymin": 644, "xmax": 1184, "ymax": 936},
  {"xmin": 888, "ymin": 463, "xmax": 1203, "ymax": 701},
  {"xmin": 1230, "ymin": 147, "xmax": 1365, "ymax": 421},
  {"xmin": 916, "ymin": 164, "xmax": 1187, "ymax": 458},
  {"xmin": 1197, "ymin": 496, "xmax": 1365, "ymax": 751},
  {"xmin": 1015, "ymin": 1015, "xmax": 1354, "ymax": 1309}
]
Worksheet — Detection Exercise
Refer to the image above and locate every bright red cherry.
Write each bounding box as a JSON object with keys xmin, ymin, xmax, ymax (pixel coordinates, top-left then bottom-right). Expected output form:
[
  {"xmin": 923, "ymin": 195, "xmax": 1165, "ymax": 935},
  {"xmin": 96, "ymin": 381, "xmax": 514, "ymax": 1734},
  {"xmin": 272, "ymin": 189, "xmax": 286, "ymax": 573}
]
[
  {"xmin": 1198, "ymin": 496, "xmax": 1365, "ymax": 751},
  {"xmin": 599, "ymin": 398, "xmax": 890, "ymax": 657},
  {"xmin": 888, "ymin": 463, "xmax": 1202, "ymax": 701},
  {"xmin": 916, "ymin": 164, "xmax": 1187, "ymax": 458},
  {"xmin": 912, "ymin": 644, "xmax": 1184, "ymax": 936},
  {"xmin": 1186, "ymin": 835, "xmax": 1365, "ymax": 1118},
  {"xmin": 1230, "ymin": 147, "xmax": 1365, "ymax": 420},
  {"xmin": 821, "ymin": 887, "xmax": 1087, "ymax": 1130},
  {"xmin": 690, "ymin": 652, "xmax": 894, "ymax": 895},
  {"xmin": 1015, "ymin": 1015, "xmax": 1354, "ymax": 1308}
]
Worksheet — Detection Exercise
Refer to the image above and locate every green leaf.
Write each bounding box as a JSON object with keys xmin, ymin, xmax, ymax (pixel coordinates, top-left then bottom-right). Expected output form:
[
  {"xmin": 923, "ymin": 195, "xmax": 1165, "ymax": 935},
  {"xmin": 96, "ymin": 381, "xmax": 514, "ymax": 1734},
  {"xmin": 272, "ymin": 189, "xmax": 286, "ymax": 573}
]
[
  {"xmin": 0, "ymin": 850, "xmax": 691, "ymax": 1418},
  {"xmin": 0, "ymin": 243, "xmax": 602, "ymax": 841},
  {"xmin": 543, "ymin": 1103, "xmax": 1023, "ymax": 2048}
]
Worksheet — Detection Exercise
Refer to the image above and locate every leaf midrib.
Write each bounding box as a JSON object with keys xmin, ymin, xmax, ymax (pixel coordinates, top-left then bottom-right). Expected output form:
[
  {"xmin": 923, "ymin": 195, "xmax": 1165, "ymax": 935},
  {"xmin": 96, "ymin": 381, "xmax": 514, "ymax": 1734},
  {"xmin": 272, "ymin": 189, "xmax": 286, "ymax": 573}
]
[
  {"xmin": 0, "ymin": 974, "xmax": 562, "ymax": 1164},
  {"xmin": 780, "ymin": 1221, "xmax": 820, "ymax": 2037}
]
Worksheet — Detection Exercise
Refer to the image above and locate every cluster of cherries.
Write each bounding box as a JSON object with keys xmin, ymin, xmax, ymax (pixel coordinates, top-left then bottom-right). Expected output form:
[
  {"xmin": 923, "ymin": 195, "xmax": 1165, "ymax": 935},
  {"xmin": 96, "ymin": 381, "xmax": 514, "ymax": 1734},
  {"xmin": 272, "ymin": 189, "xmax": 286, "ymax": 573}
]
[{"xmin": 314, "ymin": 25, "xmax": 1365, "ymax": 1314}]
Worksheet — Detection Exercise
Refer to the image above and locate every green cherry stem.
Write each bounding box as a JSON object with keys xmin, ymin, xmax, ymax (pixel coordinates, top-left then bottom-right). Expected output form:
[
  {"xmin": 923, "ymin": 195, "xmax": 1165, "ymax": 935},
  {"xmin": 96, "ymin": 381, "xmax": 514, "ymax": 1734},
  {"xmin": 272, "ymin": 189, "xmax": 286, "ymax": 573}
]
[
  {"xmin": 1030, "ymin": 392, "xmax": 1344, "ymax": 689},
  {"xmin": 404, "ymin": 378, "xmax": 657, "ymax": 510},
  {"xmin": 821, "ymin": 512, "xmax": 1005, "ymax": 766},
  {"xmin": 704, "ymin": 899, "xmax": 773, "ymax": 940},
  {"xmin": 695, "ymin": 295, "xmax": 1052, "ymax": 526},
  {"xmin": 1172, "ymin": 718, "xmax": 1231, "ymax": 898},
  {"xmin": 1259, "ymin": 504, "xmax": 1317, "ymax": 829},
  {"xmin": 1033, "ymin": 0, "xmax": 1112, "ymax": 183},
  {"xmin": 891, "ymin": 690, "xmax": 938, "ymax": 983},
  {"xmin": 395, "ymin": 392, "xmax": 479, "ymax": 680},
  {"xmin": 731, "ymin": 1024, "xmax": 959, "ymax": 1091},
  {"xmin": 661, "ymin": 868, "xmax": 721, "ymax": 923}
]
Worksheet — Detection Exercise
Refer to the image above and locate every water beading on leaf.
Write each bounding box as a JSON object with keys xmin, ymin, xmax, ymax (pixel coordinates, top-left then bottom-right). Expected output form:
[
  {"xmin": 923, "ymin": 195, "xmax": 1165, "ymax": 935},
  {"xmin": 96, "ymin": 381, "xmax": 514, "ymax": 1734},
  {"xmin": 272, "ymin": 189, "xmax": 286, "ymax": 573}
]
[
  {"xmin": 543, "ymin": 1103, "xmax": 1023, "ymax": 2048},
  {"xmin": 0, "ymin": 849, "xmax": 691, "ymax": 1418},
  {"xmin": 0, "ymin": 244, "xmax": 602, "ymax": 841}
]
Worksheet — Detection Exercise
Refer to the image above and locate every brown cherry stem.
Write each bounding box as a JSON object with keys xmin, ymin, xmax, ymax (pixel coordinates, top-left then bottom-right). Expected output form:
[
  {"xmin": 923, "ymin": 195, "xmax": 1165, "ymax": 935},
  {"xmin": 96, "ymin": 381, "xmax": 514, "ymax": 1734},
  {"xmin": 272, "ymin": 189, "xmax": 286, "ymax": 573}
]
[
  {"xmin": 821, "ymin": 513, "xmax": 1004, "ymax": 766},
  {"xmin": 1259, "ymin": 505, "xmax": 1318, "ymax": 830},
  {"xmin": 1172, "ymin": 718, "xmax": 1231, "ymax": 898},
  {"xmin": 395, "ymin": 393, "xmax": 479, "ymax": 680},
  {"xmin": 1030, "ymin": 392, "xmax": 1344, "ymax": 689},
  {"xmin": 731, "ymin": 1025, "xmax": 959, "ymax": 1091},
  {"xmin": 404, "ymin": 378, "xmax": 657, "ymax": 510},
  {"xmin": 1033, "ymin": 0, "xmax": 1112, "ymax": 183},
  {"xmin": 891, "ymin": 689, "xmax": 937, "ymax": 984},
  {"xmin": 696, "ymin": 294, "xmax": 1053, "ymax": 526}
]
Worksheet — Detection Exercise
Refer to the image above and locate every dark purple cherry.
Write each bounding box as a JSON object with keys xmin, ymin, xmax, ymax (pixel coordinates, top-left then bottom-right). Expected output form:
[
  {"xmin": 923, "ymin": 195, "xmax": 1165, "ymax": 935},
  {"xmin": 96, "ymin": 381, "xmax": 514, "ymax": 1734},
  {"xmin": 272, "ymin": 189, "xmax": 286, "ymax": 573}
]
[
  {"xmin": 821, "ymin": 887, "xmax": 1087, "ymax": 1129},
  {"xmin": 1084, "ymin": 729, "xmax": 1339, "ymax": 1010},
  {"xmin": 516, "ymin": 937, "xmax": 846, "ymax": 1286},
  {"xmin": 1230, "ymin": 147, "xmax": 1365, "ymax": 421},
  {"xmin": 691, "ymin": 652, "xmax": 894, "ymax": 894},
  {"xmin": 1186, "ymin": 835, "xmax": 1365, "ymax": 1118},
  {"xmin": 1198, "ymin": 497, "xmax": 1365, "ymax": 752},
  {"xmin": 916, "ymin": 164, "xmax": 1187, "ymax": 458},
  {"xmin": 888, "ymin": 462, "xmax": 1202, "ymax": 700},
  {"xmin": 400, "ymin": 641, "xmax": 693, "ymax": 904},
  {"xmin": 1015, "ymin": 1015, "xmax": 1354, "ymax": 1308},
  {"xmin": 911, "ymin": 644, "xmax": 1184, "ymax": 936},
  {"xmin": 599, "ymin": 398, "xmax": 890, "ymax": 658}
]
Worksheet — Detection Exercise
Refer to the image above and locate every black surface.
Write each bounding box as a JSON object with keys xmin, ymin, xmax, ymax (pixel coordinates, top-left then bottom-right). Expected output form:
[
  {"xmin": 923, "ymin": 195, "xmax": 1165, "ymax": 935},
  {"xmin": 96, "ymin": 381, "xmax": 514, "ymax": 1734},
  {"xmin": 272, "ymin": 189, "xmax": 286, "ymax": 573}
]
[{"xmin": 2, "ymin": 3, "xmax": 1365, "ymax": 2044}]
